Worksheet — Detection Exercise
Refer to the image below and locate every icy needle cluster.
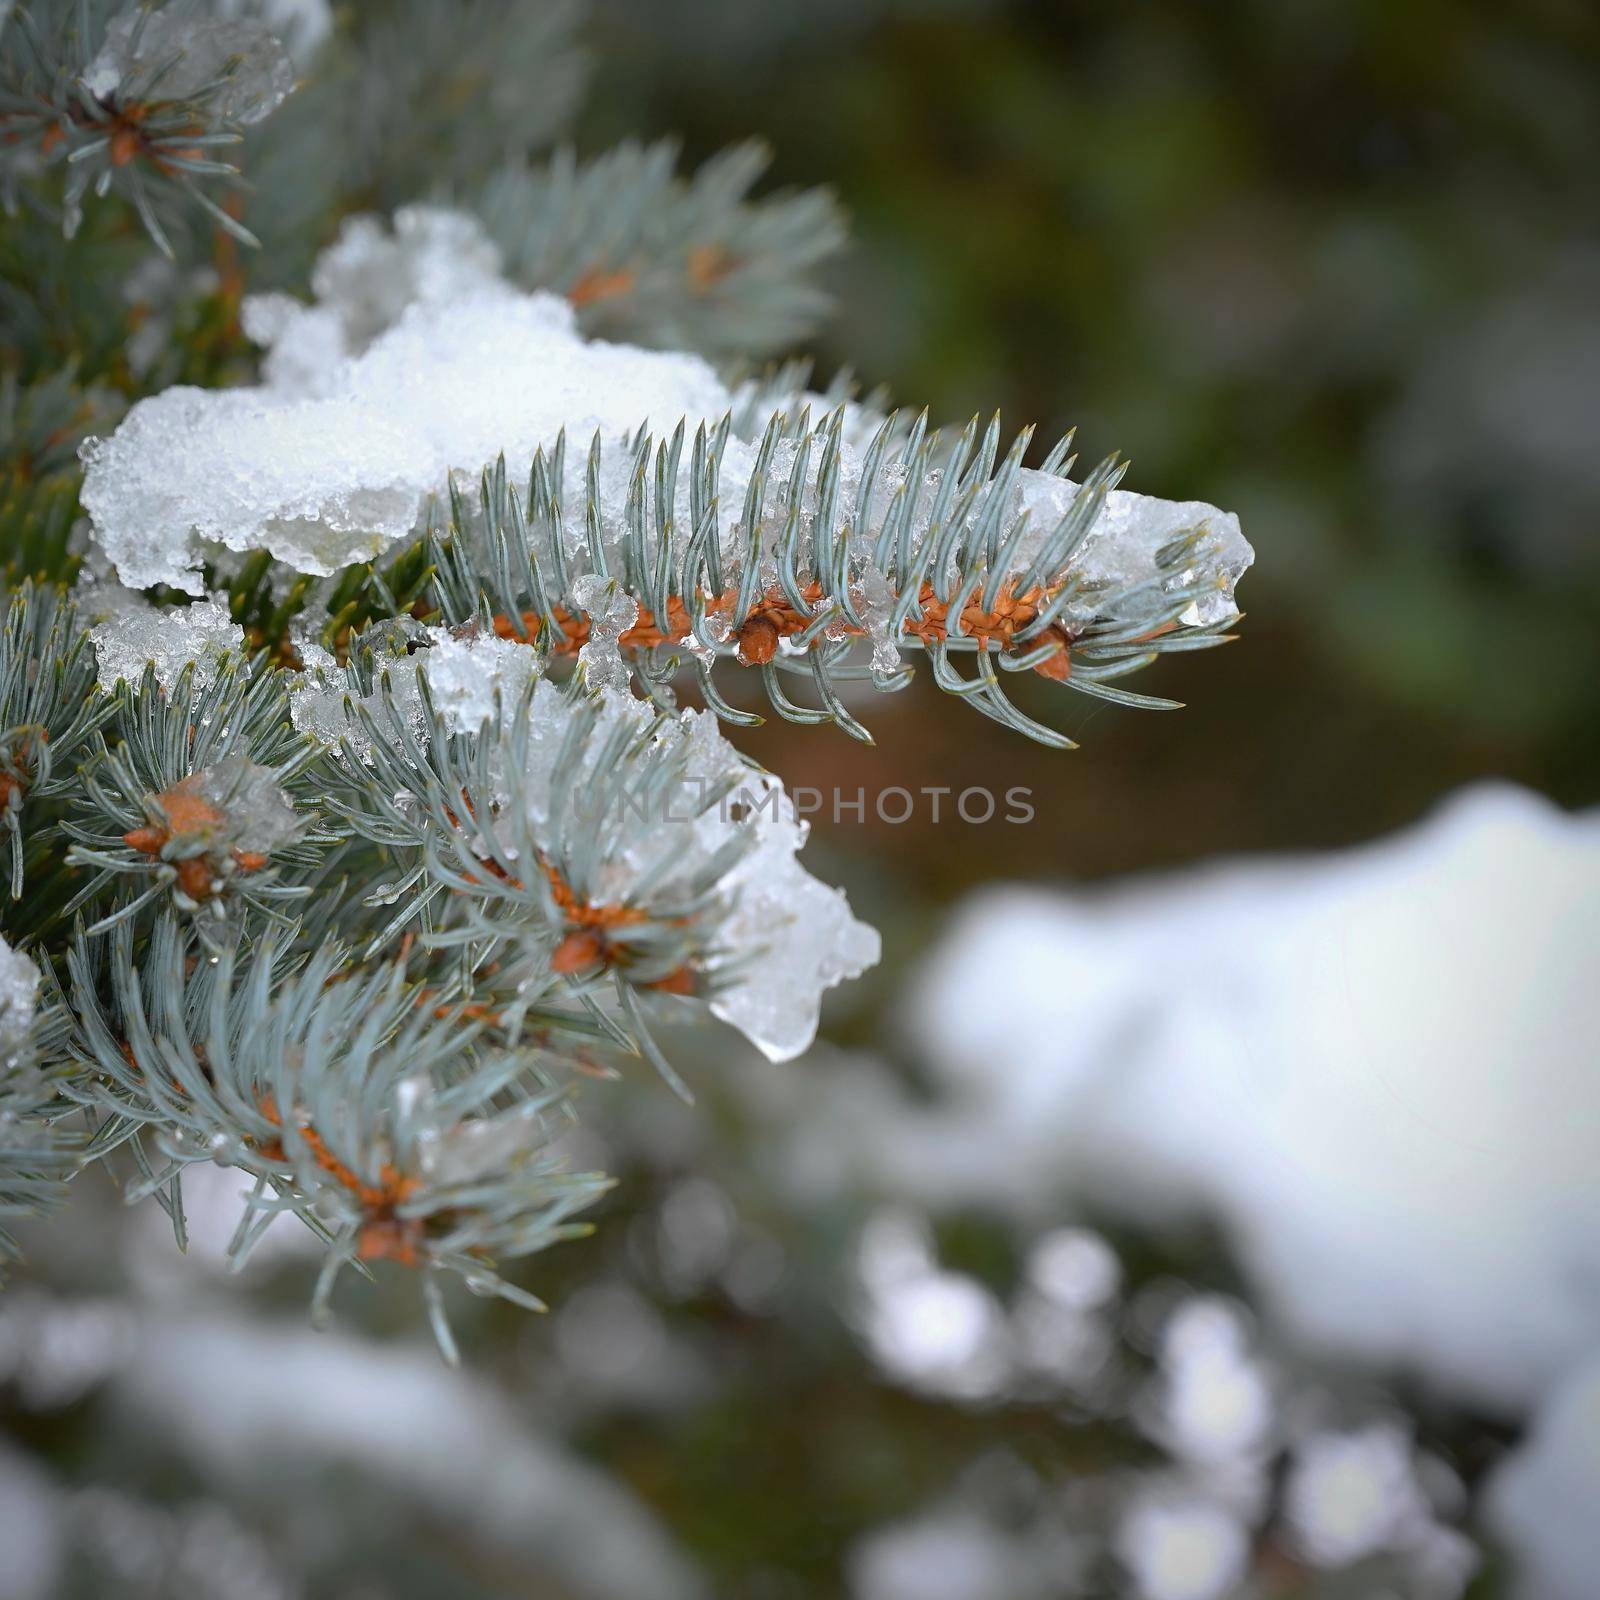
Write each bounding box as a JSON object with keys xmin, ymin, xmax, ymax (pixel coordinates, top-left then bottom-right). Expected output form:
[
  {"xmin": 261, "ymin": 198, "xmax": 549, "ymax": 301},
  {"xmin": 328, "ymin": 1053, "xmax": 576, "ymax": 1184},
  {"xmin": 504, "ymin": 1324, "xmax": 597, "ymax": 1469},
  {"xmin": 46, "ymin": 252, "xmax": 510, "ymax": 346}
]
[
  {"xmin": 506, "ymin": 673, "xmax": 882, "ymax": 1062},
  {"xmin": 0, "ymin": 1, "xmax": 300, "ymax": 254},
  {"xmin": 86, "ymin": 589, "xmax": 243, "ymax": 693},
  {"xmin": 316, "ymin": 630, "xmax": 880, "ymax": 1063},
  {"xmin": 81, "ymin": 11, "xmax": 295, "ymax": 125}
]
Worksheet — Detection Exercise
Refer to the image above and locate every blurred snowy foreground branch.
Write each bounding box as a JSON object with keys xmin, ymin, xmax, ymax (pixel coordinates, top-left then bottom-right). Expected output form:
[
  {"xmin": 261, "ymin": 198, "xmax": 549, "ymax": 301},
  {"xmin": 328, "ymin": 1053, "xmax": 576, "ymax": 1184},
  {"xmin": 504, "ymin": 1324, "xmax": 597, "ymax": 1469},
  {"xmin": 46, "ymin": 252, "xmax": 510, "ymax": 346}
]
[
  {"xmin": 0, "ymin": 1294, "xmax": 706, "ymax": 1600},
  {"xmin": 801, "ymin": 781, "xmax": 1597, "ymax": 1597},
  {"xmin": 896, "ymin": 782, "xmax": 1600, "ymax": 1418}
]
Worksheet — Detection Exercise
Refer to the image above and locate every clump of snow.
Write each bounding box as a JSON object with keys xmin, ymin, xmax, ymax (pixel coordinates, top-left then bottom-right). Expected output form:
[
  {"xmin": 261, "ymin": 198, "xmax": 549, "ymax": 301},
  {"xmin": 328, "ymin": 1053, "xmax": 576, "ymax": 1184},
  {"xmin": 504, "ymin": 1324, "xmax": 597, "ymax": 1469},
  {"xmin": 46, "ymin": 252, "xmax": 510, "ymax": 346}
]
[
  {"xmin": 420, "ymin": 627, "xmax": 538, "ymax": 735},
  {"xmin": 1487, "ymin": 1355, "xmax": 1600, "ymax": 1600},
  {"xmin": 900, "ymin": 782, "xmax": 1600, "ymax": 1414},
  {"xmin": 1150, "ymin": 1298, "xmax": 1274, "ymax": 1467},
  {"xmin": 188, "ymin": 759, "xmax": 302, "ymax": 855},
  {"xmin": 239, "ymin": 293, "xmax": 348, "ymax": 398},
  {"xmin": 572, "ymin": 575, "xmax": 639, "ymax": 697},
  {"xmin": 0, "ymin": 936, "xmax": 41, "ymax": 1062},
  {"xmin": 1014, "ymin": 470, "xmax": 1252, "ymax": 627},
  {"xmin": 1283, "ymin": 1424, "xmax": 1431, "ymax": 1568},
  {"xmin": 81, "ymin": 12, "xmax": 294, "ymax": 124},
  {"xmin": 1025, "ymin": 1226, "xmax": 1121, "ymax": 1309},
  {"xmin": 81, "ymin": 286, "xmax": 732, "ymax": 593},
  {"xmin": 856, "ymin": 1210, "xmax": 1008, "ymax": 1401},
  {"xmin": 86, "ymin": 591, "xmax": 242, "ymax": 694},
  {"xmin": 288, "ymin": 633, "xmax": 426, "ymax": 763},
  {"xmin": 79, "ymin": 379, "xmax": 431, "ymax": 590},
  {"xmin": 310, "ymin": 207, "xmax": 506, "ymax": 353},
  {"xmin": 680, "ymin": 709, "xmax": 881, "ymax": 1060},
  {"xmin": 241, "ymin": 207, "xmax": 505, "ymax": 397}
]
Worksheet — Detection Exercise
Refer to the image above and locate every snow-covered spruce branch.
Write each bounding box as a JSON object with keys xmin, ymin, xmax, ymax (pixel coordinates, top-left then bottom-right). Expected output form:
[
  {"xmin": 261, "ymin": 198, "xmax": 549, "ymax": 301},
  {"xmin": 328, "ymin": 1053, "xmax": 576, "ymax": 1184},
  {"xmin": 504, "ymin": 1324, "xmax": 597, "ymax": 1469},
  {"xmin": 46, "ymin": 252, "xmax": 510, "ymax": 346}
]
[
  {"xmin": 430, "ymin": 419, "xmax": 1236, "ymax": 748},
  {"xmin": 0, "ymin": 592, "xmax": 876, "ymax": 1343},
  {"xmin": 81, "ymin": 207, "xmax": 1252, "ymax": 748},
  {"xmin": 300, "ymin": 639, "xmax": 879, "ymax": 1069}
]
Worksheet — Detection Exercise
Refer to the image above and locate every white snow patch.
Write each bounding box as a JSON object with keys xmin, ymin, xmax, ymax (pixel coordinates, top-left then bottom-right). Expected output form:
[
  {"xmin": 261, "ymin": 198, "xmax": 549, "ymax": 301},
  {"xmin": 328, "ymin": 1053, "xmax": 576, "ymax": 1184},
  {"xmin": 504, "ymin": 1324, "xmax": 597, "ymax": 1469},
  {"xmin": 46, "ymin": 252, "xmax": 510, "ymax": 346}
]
[
  {"xmin": 1115, "ymin": 1493, "xmax": 1250, "ymax": 1600},
  {"xmin": 891, "ymin": 782, "xmax": 1600, "ymax": 1413},
  {"xmin": 0, "ymin": 936, "xmax": 41, "ymax": 1060},
  {"xmin": 420, "ymin": 627, "xmax": 539, "ymax": 735},
  {"xmin": 81, "ymin": 286, "xmax": 730, "ymax": 593},
  {"xmin": 86, "ymin": 589, "xmax": 243, "ymax": 694}
]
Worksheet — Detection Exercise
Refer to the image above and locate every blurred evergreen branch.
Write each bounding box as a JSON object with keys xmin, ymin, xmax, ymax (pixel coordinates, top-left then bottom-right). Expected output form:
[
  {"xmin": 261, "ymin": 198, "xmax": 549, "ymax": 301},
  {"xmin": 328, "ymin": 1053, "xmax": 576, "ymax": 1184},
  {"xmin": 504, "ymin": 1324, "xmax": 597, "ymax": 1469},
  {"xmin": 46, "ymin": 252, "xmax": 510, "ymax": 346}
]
[
  {"xmin": 478, "ymin": 139, "xmax": 847, "ymax": 359},
  {"xmin": 1, "ymin": 0, "xmax": 295, "ymax": 255}
]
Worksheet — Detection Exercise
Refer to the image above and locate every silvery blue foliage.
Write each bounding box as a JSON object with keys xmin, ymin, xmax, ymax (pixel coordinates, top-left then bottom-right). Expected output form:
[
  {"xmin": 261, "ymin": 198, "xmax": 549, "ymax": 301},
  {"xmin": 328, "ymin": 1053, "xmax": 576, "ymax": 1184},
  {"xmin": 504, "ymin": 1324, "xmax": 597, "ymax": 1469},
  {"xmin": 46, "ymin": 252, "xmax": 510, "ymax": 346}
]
[{"xmin": 0, "ymin": 0, "xmax": 1248, "ymax": 1363}]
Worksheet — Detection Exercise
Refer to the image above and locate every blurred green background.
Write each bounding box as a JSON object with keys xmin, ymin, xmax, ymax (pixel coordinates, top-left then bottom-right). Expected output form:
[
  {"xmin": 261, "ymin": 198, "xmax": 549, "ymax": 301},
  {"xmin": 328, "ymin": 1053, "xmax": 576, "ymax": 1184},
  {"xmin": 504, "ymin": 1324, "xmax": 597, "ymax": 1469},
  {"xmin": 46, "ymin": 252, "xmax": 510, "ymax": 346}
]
[{"xmin": 586, "ymin": 0, "xmax": 1600, "ymax": 897}]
